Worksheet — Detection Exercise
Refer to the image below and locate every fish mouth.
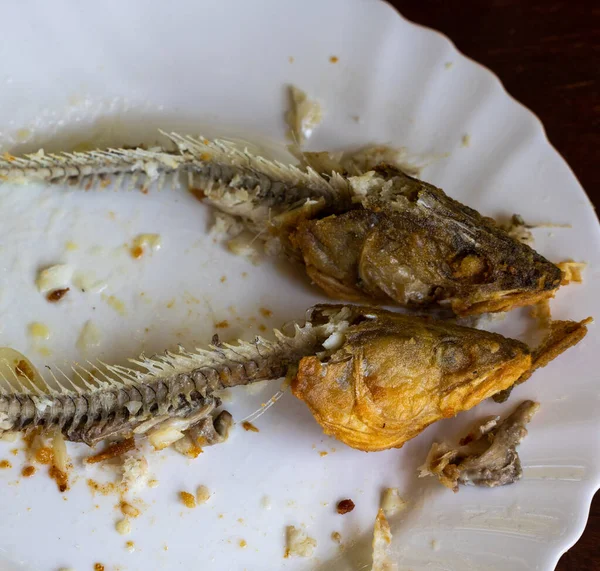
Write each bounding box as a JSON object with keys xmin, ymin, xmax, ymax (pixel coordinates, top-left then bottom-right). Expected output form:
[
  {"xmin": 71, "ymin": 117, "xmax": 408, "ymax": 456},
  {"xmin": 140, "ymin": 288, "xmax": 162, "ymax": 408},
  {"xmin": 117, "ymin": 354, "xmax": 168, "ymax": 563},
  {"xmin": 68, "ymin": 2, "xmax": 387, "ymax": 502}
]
[{"xmin": 453, "ymin": 288, "xmax": 558, "ymax": 317}]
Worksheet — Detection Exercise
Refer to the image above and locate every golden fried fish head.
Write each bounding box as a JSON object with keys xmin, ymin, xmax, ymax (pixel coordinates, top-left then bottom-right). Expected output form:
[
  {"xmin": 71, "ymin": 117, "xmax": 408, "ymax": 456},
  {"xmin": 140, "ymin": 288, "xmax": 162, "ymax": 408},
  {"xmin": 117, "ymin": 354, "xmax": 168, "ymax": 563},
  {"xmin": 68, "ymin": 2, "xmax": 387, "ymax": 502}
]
[
  {"xmin": 293, "ymin": 305, "xmax": 532, "ymax": 452},
  {"xmin": 292, "ymin": 168, "xmax": 563, "ymax": 316}
]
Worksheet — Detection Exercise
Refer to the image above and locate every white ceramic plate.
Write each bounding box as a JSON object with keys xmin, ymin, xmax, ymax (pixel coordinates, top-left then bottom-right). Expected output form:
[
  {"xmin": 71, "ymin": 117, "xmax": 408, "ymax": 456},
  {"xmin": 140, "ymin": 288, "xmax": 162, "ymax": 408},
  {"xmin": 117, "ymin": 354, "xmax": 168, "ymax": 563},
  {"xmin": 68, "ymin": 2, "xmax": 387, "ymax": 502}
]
[{"xmin": 0, "ymin": 1, "xmax": 598, "ymax": 569}]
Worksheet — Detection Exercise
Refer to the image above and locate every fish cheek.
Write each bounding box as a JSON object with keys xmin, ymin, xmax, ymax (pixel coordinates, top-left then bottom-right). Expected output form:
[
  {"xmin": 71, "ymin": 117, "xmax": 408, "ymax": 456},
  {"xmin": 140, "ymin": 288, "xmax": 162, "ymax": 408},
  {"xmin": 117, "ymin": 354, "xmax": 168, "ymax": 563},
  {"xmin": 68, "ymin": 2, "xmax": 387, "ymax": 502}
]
[
  {"xmin": 292, "ymin": 356, "xmax": 357, "ymax": 430},
  {"xmin": 293, "ymin": 211, "xmax": 380, "ymax": 300},
  {"xmin": 358, "ymin": 227, "xmax": 441, "ymax": 305}
]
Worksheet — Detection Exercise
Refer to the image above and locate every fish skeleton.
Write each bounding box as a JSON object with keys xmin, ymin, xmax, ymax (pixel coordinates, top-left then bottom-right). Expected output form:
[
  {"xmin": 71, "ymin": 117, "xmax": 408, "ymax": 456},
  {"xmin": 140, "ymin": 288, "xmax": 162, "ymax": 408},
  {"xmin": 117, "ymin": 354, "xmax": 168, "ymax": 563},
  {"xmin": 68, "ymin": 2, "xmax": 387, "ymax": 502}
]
[
  {"xmin": 0, "ymin": 305, "xmax": 589, "ymax": 452},
  {"xmin": 0, "ymin": 133, "xmax": 563, "ymax": 316}
]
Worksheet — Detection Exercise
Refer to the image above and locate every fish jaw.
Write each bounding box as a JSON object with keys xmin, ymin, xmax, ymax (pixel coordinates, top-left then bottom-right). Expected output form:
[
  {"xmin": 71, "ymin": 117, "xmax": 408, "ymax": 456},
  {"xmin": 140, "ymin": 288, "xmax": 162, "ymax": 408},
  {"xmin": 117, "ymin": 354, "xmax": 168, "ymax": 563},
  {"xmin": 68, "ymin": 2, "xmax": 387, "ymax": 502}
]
[{"xmin": 292, "ymin": 305, "xmax": 532, "ymax": 452}]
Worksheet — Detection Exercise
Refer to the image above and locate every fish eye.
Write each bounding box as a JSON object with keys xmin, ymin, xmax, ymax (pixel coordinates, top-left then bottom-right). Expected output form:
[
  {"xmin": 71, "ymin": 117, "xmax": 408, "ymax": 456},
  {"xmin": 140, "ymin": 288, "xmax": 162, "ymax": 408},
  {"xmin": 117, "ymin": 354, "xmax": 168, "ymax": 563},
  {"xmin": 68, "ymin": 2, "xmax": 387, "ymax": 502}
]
[{"xmin": 436, "ymin": 341, "xmax": 473, "ymax": 373}]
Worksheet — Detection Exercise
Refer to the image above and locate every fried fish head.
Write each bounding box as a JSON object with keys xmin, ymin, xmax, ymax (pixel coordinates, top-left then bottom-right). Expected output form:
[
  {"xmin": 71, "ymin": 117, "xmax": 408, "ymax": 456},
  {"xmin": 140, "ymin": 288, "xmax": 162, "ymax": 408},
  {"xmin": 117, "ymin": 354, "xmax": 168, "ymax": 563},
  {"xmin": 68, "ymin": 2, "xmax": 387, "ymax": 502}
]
[
  {"xmin": 291, "ymin": 167, "xmax": 563, "ymax": 316},
  {"xmin": 292, "ymin": 305, "xmax": 532, "ymax": 452}
]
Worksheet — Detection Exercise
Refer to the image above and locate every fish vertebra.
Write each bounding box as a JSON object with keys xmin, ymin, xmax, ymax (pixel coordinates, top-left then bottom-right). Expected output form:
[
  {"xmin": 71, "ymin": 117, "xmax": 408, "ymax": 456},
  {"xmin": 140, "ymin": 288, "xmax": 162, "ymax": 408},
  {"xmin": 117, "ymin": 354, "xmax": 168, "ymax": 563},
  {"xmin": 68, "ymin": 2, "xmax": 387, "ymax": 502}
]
[
  {"xmin": 1, "ymin": 133, "xmax": 564, "ymax": 316},
  {"xmin": 0, "ymin": 305, "xmax": 588, "ymax": 452},
  {"xmin": 0, "ymin": 309, "xmax": 341, "ymax": 446}
]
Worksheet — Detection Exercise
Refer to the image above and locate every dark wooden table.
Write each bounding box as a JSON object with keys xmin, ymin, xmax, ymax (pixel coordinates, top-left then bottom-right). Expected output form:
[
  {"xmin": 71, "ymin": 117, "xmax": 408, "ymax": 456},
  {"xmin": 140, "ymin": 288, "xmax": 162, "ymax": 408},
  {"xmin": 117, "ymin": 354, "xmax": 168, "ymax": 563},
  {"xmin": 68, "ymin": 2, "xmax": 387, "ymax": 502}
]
[{"xmin": 389, "ymin": 1, "xmax": 599, "ymax": 569}]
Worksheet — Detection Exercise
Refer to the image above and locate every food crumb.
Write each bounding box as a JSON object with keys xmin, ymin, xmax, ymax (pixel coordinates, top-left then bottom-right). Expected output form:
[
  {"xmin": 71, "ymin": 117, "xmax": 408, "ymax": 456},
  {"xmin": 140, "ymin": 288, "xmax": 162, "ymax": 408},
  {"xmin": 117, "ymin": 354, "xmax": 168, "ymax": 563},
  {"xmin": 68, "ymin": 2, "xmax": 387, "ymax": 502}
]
[
  {"xmin": 65, "ymin": 241, "xmax": 79, "ymax": 251},
  {"xmin": 35, "ymin": 447, "xmax": 53, "ymax": 465},
  {"xmin": 284, "ymin": 525, "xmax": 317, "ymax": 558},
  {"xmin": 103, "ymin": 294, "xmax": 126, "ymax": 316},
  {"xmin": 28, "ymin": 322, "xmax": 50, "ymax": 340},
  {"xmin": 336, "ymin": 499, "xmax": 355, "ymax": 514},
  {"xmin": 381, "ymin": 488, "xmax": 406, "ymax": 516},
  {"xmin": 329, "ymin": 56, "xmax": 339, "ymax": 63},
  {"xmin": 94, "ymin": 564, "xmax": 105, "ymax": 571},
  {"xmin": 372, "ymin": 509, "xmax": 394, "ymax": 571},
  {"xmin": 431, "ymin": 539, "xmax": 440, "ymax": 551},
  {"xmin": 461, "ymin": 134, "xmax": 470, "ymax": 148},
  {"xmin": 148, "ymin": 479, "xmax": 159, "ymax": 488},
  {"xmin": 445, "ymin": 61, "xmax": 453, "ymax": 69},
  {"xmin": 120, "ymin": 500, "xmax": 141, "ymax": 518},
  {"xmin": 319, "ymin": 451, "xmax": 328, "ymax": 457},
  {"xmin": 241, "ymin": 272, "xmax": 248, "ymax": 278},
  {"xmin": 239, "ymin": 539, "xmax": 247, "ymax": 548},
  {"xmin": 49, "ymin": 465, "xmax": 69, "ymax": 492},
  {"xmin": 46, "ymin": 288, "xmax": 70, "ymax": 303},
  {"xmin": 126, "ymin": 540, "xmax": 135, "ymax": 553},
  {"xmin": 241, "ymin": 421, "xmax": 259, "ymax": 433},
  {"xmin": 115, "ymin": 518, "xmax": 131, "ymax": 535},
  {"xmin": 331, "ymin": 531, "xmax": 342, "ymax": 544},
  {"xmin": 259, "ymin": 307, "xmax": 272, "ymax": 318},
  {"xmin": 180, "ymin": 491, "xmax": 196, "ymax": 508},
  {"xmin": 87, "ymin": 438, "xmax": 135, "ymax": 465},
  {"xmin": 220, "ymin": 275, "xmax": 227, "ymax": 283},
  {"xmin": 557, "ymin": 261, "xmax": 586, "ymax": 285},
  {"xmin": 214, "ymin": 320, "xmax": 229, "ymax": 329},
  {"xmin": 36, "ymin": 264, "xmax": 72, "ymax": 293},
  {"xmin": 0, "ymin": 460, "xmax": 11, "ymax": 469},
  {"xmin": 130, "ymin": 234, "xmax": 161, "ymax": 259},
  {"xmin": 21, "ymin": 465, "xmax": 35, "ymax": 477},
  {"xmin": 288, "ymin": 56, "xmax": 294, "ymax": 63},
  {"xmin": 261, "ymin": 495, "xmax": 272, "ymax": 510},
  {"xmin": 196, "ymin": 485, "xmax": 211, "ymax": 504}
]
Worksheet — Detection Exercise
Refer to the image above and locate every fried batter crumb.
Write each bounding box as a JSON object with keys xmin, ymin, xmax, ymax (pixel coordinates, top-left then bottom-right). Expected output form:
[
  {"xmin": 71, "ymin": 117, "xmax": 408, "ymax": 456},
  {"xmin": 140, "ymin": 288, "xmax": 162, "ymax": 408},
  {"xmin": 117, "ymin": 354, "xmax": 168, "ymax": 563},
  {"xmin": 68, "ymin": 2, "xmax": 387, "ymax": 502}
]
[
  {"xmin": 0, "ymin": 460, "xmax": 11, "ymax": 469},
  {"xmin": 196, "ymin": 485, "xmax": 211, "ymax": 504},
  {"xmin": 284, "ymin": 525, "xmax": 317, "ymax": 558},
  {"xmin": 331, "ymin": 531, "xmax": 342, "ymax": 544},
  {"xmin": 259, "ymin": 307, "xmax": 273, "ymax": 318},
  {"xmin": 180, "ymin": 491, "xmax": 196, "ymax": 508},
  {"xmin": 115, "ymin": 518, "xmax": 131, "ymax": 535},
  {"xmin": 336, "ymin": 499, "xmax": 355, "ymax": 514},
  {"xmin": 49, "ymin": 465, "xmax": 68, "ymax": 492},
  {"xmin": 21, "ymin": 466, "xmax": 35, "ymax": 477},
  {"xmin": 46, "ymin": 288, "xmax": 70, "ymax": 302},
  {"xmin": 120, "ymin": 501, "xmax": 140, "ymax": 518},
  {"xmin": 557, "ymin": 261, "xmax": 586, "ymax": 285},
  {"xmin": 86, "ymin": 437, "xmax": 135, "ymax": 464},
  {"xmin": 241, "ymin": 421, "xmax": 259, "ymax": 432}
]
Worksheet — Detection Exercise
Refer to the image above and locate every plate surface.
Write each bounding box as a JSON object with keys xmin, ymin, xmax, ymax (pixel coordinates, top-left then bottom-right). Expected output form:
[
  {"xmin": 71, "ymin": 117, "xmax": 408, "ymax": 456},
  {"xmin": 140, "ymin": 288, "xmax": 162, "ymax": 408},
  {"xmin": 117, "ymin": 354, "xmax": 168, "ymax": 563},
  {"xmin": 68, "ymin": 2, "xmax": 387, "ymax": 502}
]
[{"xmin": 0, "ymin": 1, "xmax": 598, "ymax": 570}]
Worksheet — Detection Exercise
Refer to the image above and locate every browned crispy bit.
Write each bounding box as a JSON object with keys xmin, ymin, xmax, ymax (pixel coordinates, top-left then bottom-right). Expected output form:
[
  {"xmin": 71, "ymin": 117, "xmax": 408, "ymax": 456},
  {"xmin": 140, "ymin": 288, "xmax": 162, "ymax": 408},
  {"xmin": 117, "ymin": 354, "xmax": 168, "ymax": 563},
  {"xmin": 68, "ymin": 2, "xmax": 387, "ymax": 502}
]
[
  {"xmin": 241, "ymin": 421, "xmax": 259, "ymax": 432},
  {"xmin": 46, "ymin": 288, "xmax": 70, "ymax": 302},
  {"xmin": 336, "ymin": 499, "xmax": 355, "ymax": 514},
  {"xmin": 49, "ymin": 464, "xmax": 69, "ymax": 492},
  {"xmin": 86, "ymin": 437, "xmax": 135, "ymax": 464}
]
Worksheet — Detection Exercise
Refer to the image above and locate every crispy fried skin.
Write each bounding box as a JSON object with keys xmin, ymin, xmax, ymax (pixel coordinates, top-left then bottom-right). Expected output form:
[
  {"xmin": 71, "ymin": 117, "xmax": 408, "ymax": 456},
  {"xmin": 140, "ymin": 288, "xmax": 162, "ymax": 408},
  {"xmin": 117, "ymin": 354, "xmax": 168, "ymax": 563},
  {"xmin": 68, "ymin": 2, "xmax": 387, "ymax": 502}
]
[
  {"xmin": 292, "ymin": 305, "xmax": 532, "ymax": 451},
  {"xmin": 291, "ymin": 167, "xmax": 563, "ymax": 316}
]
